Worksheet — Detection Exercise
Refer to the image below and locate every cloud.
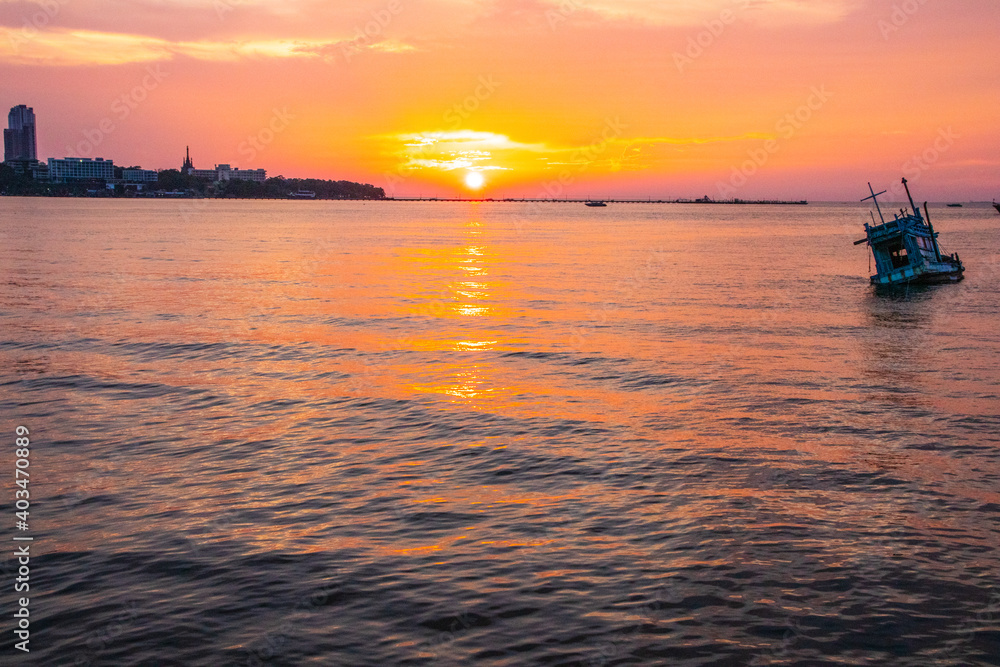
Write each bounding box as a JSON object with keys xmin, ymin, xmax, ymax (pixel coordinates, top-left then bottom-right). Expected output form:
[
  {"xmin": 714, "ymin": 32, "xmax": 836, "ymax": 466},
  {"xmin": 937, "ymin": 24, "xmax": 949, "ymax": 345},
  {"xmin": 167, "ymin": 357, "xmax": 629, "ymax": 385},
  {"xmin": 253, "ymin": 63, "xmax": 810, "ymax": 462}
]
[
  {"xmin": 295, "ymin": 36, "xmax": 418, "ymax": 63},
  {"xmin": 0, "ymin": 26, "xmax": 416, "ymax": 66},
  {"xmin": 394, "ymin": 130, "xmax": 545, "ymax": 151},
  {"xmin": 542, "ymin": 0, "xmax": 862, "ymax": 26},
  {"xmin": 623, "ymin": 133, "xmax": 774, "ymax": 146},
  {"xmin": 0, "ymin": 0, "xmax": 862, "ymax": 68},
  {"xmin": 382, "ymin": 129, "xmax": 780, "ymax": 176},
  {"xmin": 385, "ymin": 130, "xmax": 542, "ymax": 172}
]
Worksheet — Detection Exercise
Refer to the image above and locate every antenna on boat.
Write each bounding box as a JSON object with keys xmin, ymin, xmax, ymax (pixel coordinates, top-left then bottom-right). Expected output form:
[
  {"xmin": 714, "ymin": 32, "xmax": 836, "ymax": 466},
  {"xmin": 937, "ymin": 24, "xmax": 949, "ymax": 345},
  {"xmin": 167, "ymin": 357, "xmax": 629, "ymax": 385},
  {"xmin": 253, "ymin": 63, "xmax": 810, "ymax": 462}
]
[
  {"xmin": 862, "ymin": 182, "xmax": 887, "ymax": 224},
  {"xmin": 923, "ymin": 201, "xmax": 942, "ymax": 262},
  {"xmin": 901, "ymin": 177, "xmax": 920, "ymax": 217}
]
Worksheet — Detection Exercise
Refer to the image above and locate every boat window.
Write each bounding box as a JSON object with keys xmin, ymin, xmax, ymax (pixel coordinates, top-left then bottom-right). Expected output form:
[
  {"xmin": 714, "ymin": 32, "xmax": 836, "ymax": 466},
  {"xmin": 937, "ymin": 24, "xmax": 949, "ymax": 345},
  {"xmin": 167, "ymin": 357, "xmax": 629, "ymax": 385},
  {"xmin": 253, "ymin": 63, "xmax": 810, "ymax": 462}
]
[{"xmin": 888, "ymin": 241, "xmax": 909, "ymax": 268}]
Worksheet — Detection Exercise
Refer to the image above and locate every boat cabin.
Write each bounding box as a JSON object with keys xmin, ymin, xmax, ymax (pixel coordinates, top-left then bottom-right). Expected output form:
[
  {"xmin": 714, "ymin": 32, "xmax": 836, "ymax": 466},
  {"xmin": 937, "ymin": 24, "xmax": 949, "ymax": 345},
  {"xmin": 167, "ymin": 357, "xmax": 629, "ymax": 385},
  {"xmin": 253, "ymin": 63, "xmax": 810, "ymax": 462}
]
[{"xmin": 865, "ymin": 210, "xmax": 938, "ymax": 275}]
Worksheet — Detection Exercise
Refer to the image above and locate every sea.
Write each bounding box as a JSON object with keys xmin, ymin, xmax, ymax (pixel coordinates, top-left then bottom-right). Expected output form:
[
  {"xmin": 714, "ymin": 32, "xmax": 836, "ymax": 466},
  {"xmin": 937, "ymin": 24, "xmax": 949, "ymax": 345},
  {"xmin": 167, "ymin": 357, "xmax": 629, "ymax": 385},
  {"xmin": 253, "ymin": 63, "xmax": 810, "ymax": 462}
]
[{"xmin": 1, "ymin": 198, "xmax": 999, "ymax": 666}]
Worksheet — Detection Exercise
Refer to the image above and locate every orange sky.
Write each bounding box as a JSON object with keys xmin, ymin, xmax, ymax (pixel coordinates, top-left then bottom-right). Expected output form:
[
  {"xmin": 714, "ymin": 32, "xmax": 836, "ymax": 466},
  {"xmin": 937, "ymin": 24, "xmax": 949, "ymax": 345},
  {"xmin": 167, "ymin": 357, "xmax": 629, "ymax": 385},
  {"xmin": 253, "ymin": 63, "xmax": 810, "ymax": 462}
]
[{"xmin": 1, "ymin": 0, "xmax": 997, "ymax": 199}]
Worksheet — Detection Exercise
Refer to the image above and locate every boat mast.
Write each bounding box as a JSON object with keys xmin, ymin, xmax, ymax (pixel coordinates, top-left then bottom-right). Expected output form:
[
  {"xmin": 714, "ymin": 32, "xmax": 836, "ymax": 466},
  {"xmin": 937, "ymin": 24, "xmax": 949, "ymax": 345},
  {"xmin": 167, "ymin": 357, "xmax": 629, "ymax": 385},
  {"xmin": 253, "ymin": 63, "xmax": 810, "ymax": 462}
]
[
  {"xmin": 901, "ymin": 177, "xmax": 920, "ymax": 218},
  {"xmin": 862, "ymin": 182, "xmax": 887, "ymax": 224},
  {"xmin": 923, "ymin": 201, "xmax": 943, "ymax": 262}
]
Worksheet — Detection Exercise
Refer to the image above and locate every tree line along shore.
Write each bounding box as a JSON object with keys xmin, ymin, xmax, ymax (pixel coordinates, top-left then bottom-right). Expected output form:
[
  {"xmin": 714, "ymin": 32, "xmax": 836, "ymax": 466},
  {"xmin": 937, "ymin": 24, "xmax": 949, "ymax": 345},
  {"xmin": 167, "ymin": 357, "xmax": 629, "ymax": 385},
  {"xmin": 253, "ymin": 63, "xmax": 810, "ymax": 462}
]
[{"xmin": 0, "ymin": 165, "xmax": 385, "ymax": 199}]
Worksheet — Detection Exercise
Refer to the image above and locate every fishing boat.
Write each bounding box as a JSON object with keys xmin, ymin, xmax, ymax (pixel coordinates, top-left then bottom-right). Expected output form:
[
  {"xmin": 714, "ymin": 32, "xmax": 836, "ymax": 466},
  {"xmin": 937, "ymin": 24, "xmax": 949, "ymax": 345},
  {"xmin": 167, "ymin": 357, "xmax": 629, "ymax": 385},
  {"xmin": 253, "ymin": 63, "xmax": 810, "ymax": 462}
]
[
  {"xmin": 946, "ymin": 203, "xmax": 962, "ymax": 208},
  {"xmin": 855, "ymin": 178, "xmax": 964, "ymax": 286},
  {"xmin": 585, "ymin": 200, "xmax": 607, "ymax": 207},
  {"xmin": 993, "ymin": 200, "xmax": 1000, "ymax": 214}
]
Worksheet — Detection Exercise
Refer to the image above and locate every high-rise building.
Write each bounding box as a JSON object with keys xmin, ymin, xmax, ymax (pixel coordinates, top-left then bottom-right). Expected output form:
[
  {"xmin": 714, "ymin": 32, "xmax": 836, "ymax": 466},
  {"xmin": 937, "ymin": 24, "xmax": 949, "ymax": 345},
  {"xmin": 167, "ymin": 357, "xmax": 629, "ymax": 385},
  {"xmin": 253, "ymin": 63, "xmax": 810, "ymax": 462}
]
[{"xmin": 4, "ymin": 105, "xmax": 37, "ymax": 162}]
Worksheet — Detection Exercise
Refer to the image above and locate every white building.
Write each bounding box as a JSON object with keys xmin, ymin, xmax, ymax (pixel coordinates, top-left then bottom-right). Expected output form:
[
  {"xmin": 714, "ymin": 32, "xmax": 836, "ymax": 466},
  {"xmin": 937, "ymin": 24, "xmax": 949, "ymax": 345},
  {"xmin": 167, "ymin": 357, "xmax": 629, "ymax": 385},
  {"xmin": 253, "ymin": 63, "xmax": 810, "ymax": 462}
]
[
  {"xmin": 123, "ymin": 168, "xmax": 158, "ymax": 183},
  {"xmin": 181, "ymin": 148, "xmax": 266, "ymax": 183},
  {"xmin": 186, "ymin": 164, "xmax": 266, "ymax": 183},
  {"xmin": 47, "ymin": 157, "xmax": 114, "ymax": 183},
  {"xmin": 187, "ymin": 168, "xmax": 219, "ymax": 180},
  {"xmin": 215, "ymin": 164, "xmax": 266, "ymax": 183}
]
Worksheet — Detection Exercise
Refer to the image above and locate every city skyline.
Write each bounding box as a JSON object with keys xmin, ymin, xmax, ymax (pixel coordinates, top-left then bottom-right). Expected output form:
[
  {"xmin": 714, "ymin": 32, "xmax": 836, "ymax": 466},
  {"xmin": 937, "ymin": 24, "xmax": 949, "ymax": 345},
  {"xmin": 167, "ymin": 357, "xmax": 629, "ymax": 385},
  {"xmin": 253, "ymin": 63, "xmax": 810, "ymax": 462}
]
[
  {"xmin": 0, "ymin": 1, "xmax": 997, "ymax": 199},
  {"xmin": 2, "ymin": 105, "xmax": 270, "ymax": 186}
]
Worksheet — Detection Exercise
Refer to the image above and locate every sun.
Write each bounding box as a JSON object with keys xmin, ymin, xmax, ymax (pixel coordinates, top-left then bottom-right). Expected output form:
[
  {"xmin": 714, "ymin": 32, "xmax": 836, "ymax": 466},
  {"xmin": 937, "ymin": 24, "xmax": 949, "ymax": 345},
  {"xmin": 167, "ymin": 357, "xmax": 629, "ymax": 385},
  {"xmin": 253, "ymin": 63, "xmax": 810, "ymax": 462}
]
[{"xmin": 464, "ymin": 171, "xmax": 485, "ymax": 190}]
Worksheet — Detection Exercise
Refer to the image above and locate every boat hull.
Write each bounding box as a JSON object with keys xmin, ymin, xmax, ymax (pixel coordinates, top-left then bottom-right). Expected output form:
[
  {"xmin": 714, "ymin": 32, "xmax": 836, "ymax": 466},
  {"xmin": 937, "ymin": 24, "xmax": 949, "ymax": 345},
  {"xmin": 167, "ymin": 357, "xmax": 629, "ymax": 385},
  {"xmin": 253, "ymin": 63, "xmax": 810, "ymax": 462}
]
[{"xmin": 870, "ymin": 260, "xmax": 964, "ymax": 286}]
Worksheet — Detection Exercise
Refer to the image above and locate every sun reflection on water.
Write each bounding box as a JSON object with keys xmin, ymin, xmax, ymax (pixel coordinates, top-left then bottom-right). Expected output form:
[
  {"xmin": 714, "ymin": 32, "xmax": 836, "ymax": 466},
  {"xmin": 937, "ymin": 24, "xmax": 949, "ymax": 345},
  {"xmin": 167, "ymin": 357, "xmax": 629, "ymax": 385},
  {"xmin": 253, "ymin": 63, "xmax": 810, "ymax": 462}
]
[{"xmin": 402, "ymin": 210, "xmax": 511, "ymax": 402}]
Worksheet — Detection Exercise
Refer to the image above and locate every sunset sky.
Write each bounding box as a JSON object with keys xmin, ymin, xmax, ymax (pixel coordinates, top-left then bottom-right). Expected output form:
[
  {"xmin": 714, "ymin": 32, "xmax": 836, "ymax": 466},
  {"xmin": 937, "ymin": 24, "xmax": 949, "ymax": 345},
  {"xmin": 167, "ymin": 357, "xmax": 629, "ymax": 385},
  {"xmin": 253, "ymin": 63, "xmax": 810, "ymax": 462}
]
[{"xmin": 1, "ymin": 0, "xmax": 997, "ymax": 199}]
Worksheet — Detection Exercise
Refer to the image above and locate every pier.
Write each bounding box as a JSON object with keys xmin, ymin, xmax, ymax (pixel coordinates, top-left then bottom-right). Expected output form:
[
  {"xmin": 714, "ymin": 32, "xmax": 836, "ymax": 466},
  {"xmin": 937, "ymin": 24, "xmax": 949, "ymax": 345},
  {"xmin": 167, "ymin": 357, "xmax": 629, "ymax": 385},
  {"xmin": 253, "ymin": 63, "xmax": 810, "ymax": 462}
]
[{"xmin": 386, "ymin": 197, "xmax": 809, "ymax": 205}]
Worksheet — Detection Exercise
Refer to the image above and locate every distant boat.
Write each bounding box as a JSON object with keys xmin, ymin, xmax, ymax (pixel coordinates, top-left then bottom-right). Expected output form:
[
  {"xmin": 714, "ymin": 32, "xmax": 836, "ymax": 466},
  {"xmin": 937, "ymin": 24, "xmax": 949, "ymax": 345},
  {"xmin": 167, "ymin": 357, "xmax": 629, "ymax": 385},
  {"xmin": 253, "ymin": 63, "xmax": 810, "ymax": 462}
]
[
  {"xmin": 993, "ymin": 200, "xmax": 1000, "ymax": 214},
  {"xmin": 946, "ymin": 203, "xmax": 962, "ymax": 208},
  {"xmin": 855, "ymin": 178, "xmax": 964, "ymax": 286},
  {"xmin": 585, "ymin": 201, "xmax": 607, "ymax": 207},
  {"xmin": 291, "ymin": 189, "xmax": 316, "ymax": 198}
]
